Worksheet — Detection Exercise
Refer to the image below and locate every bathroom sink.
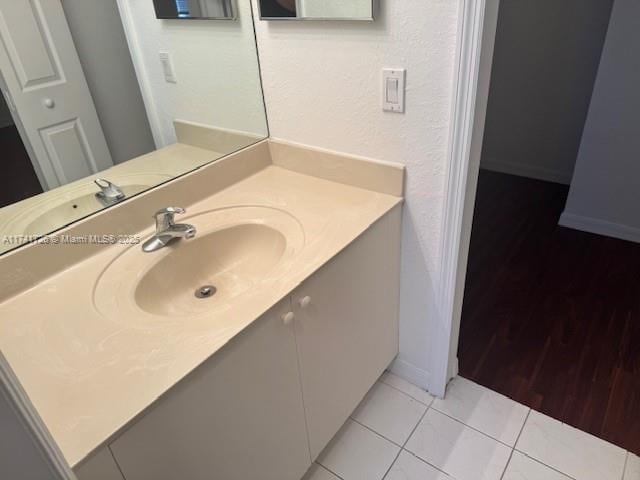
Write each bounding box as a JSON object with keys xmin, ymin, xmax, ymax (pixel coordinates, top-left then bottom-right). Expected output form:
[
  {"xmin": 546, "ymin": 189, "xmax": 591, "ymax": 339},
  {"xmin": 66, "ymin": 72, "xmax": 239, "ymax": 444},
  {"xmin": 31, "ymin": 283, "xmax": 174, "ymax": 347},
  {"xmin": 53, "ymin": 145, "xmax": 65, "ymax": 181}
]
[
  {"xmin": 94, "ymin": 206, "xmax": 305, "ymax": 320},
  {"xmin": 136, "ymin": 223, "xmax": 288, "ymax": 316}
]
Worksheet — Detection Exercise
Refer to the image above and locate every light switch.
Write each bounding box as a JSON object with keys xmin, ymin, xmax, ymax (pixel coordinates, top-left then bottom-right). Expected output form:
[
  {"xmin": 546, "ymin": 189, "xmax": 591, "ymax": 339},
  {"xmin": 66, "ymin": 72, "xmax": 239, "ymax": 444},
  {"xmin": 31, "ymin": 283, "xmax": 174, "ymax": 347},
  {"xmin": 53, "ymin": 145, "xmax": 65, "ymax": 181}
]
[
  {"xmin": 382, "ymin": 68, "xmax": 405, "ymax": 113},
  {"xmin": 386, "ymin": 78, "xmax": 399, "ymax": 103},
  {"xmin": 159, "ymin": 52, "xmax": 177, "ymax": 83}
]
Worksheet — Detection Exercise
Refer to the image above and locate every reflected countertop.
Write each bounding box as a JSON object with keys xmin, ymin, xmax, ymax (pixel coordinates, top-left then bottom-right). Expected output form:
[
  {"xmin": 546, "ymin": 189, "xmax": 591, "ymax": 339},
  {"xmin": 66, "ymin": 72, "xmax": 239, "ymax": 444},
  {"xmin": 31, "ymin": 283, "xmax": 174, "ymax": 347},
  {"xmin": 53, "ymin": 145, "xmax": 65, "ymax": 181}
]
[{"xmin": 0, "ymin": 143, "xmax": 222, "ymax": 253}]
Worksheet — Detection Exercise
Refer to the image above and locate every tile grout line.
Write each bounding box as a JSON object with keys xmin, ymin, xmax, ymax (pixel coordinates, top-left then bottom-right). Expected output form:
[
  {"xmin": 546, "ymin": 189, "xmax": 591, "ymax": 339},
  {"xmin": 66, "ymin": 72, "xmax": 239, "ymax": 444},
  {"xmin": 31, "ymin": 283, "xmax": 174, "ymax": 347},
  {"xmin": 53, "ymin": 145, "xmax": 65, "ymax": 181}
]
[
  {"xmin": 316, "ymin": 462, "xmax": 346, "ymax": 480},
  {"xmin": 428, "ymin": 404, "xmax": 520, "ymax": 449},
  {"xmin": 393, "ymin": 404, "xmax": 460, "ymax": 480},
  {"xmin": 349, "ymin": 416, "xmax": 405, "ymax": 448},
  {"xmin": 380, "ymin": 405, "xmax": 431, "ymax": 480},
  {"xmin": 510, "ymin": 410, "xmax": 581, "ymax": 480},
  {"xmin": 499, "ymin": 409, "xmax": 531, "ymax": 480},
  {"xmin": 513, "ymin": 451, "xmax": 579, "ymax": 480},
  {"xmin": 383, "ymin": 375, "xmax": 524, "ymax": 479},
  {"xmin": 513, "ymin": 409, "xmax": 531, "ymax": 452},
  {"xmin": 352, "ymin": 392, "xmax": 453, "ymax": 480},
  {"xmin": 379, "ymin": 375, "xmax": 435, "ymax": 407},
  {"xmin": 621, "ymin": 451, "xmax": 629, "ymax": 480}
]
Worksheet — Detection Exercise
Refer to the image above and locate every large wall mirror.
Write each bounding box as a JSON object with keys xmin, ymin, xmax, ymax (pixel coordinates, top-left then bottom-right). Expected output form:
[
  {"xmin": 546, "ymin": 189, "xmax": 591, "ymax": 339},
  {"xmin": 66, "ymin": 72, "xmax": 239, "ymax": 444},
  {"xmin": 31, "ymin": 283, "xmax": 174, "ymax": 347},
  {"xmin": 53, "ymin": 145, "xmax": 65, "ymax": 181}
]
[
  {"xmin": 258, "ymin": 0, "xmax": 375, "ymax": 20},
  {"xmin": 0, "ymin": 0, "xmax": 267, "ymax": 255}
]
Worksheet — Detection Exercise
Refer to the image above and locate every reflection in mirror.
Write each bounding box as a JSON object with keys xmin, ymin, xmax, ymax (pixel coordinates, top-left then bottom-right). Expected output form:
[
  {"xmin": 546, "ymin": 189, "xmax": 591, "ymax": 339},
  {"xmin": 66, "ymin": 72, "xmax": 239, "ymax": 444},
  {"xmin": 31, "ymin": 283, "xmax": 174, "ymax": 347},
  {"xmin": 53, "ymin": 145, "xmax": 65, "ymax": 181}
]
[
  {"xmin": 258, "ymin": 0, "xmax": 374, "ymax": 20},
  {"xmin": 0, "ymin": 0, "xmax": 267, "ymax": 255},
  {"xmin": 153, "ymin": 0, "xmax": 236, "ymax": 20}
]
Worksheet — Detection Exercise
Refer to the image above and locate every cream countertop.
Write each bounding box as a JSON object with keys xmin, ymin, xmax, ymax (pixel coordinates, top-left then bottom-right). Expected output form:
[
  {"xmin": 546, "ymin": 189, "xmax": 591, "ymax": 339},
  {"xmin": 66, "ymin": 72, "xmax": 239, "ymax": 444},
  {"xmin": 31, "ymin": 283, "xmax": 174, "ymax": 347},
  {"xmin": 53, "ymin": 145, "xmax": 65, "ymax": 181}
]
[{"xmin": 0, "ymin": 163, "xmax": 401, "ymax": 468}]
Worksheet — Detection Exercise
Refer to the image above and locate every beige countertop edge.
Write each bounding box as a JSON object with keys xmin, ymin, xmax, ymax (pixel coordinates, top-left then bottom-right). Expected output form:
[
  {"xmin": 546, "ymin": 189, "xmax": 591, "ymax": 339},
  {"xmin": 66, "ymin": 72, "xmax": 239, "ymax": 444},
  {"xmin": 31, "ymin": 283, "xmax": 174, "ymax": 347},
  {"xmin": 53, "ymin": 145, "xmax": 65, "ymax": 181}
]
[{"xmin": 0, "ymin": 165, "xmax": 403, "ymax": 468}]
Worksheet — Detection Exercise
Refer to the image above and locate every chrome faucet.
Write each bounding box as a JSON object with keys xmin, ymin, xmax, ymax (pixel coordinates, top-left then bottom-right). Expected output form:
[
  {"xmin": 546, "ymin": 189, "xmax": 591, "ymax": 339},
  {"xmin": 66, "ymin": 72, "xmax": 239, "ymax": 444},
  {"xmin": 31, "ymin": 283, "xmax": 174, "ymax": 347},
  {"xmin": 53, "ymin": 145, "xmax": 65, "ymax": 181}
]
[
  {"xmin": 95, "ymin": 178, "xmax": 125, "ymax": 207},
  {"xmin": 142, "ymin": 207, "xmax": 196, "ymax": 253}
]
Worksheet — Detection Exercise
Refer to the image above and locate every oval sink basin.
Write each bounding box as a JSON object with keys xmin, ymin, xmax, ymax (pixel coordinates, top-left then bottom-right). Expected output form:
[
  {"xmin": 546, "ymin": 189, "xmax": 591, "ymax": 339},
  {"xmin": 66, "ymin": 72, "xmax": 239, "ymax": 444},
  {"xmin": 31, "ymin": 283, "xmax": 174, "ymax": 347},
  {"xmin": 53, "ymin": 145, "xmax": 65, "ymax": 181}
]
[
  {"xmin": 94, "ymin": 206, "xmax": 305, "ymax": 321},
  {"xmin": 136, "ymin": 224, "xmax": 286, "ymax": 317}
]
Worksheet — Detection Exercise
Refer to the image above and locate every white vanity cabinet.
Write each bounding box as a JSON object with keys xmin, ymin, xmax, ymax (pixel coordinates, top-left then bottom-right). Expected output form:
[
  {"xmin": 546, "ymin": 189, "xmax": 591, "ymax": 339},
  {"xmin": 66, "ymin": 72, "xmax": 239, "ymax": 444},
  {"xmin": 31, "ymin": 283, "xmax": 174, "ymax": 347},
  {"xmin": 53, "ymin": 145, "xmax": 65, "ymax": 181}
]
[
  {"xmin": 291, "ymin": 206, "xmax": 401, "ymax": 459},
  {"xmin": 107, "ymin": 299, "xmax": 311, "ymax": 480},
  {"xmin": 76, "ymin": 206, "xmax": 401, "ymax": 480}
]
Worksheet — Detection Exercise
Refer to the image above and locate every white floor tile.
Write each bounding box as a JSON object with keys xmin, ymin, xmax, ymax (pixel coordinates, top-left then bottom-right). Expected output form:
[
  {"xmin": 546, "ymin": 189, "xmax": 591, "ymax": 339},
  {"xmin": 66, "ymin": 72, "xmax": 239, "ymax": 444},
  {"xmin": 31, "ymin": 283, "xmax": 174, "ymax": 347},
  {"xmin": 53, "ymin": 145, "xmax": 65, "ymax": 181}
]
[
  {"xmin": 385, "ymin": 450, "xmax": 454, "ymax": 480},
  {"xmin": 502, "ymin": 451, "xmax": 571, "ymax": 480},
  {"xmin": 625, "ymin": 453, "xmax": 640, "ymax": 480},
  {"xmin": 516, "ymin": 410, "xmax": 626, "ymax": 480},
  {"xmin": 405, "ymin": 408, "xmax": 511, "ymax": 480},
  {"xmin": 432, "ymin": 376, "xmax": 530, "ymax": 446},
  {"xmin": 317, "ymin": 419, "xmax": 400, "ymax": 480},
  {"xmin": 352, "ymin": 382, "xmax": 427, "ymax": 445},
  {"xmin": 302, "ymin": 463, "xmax": 342, "ymax": 480},
  {"xmin": 380, "ymin": 371, "xmax": 435, "ymax": 406}
]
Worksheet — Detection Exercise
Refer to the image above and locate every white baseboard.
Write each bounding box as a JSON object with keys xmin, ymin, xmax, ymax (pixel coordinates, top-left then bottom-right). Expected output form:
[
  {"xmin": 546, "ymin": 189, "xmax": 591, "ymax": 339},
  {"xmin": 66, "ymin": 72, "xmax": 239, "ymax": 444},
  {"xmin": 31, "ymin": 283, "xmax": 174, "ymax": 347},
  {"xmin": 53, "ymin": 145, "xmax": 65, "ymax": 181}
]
[
  {"xmin": 481, "ymin": 159, "xmax": 573, "ymax": 185},
  {"xmin": 389, "ymin": 357, "xmax": 431, "ymax": 393},
  {"xmin": 559, "ymin": 212, "xmax": 640, "ymax": 244}
]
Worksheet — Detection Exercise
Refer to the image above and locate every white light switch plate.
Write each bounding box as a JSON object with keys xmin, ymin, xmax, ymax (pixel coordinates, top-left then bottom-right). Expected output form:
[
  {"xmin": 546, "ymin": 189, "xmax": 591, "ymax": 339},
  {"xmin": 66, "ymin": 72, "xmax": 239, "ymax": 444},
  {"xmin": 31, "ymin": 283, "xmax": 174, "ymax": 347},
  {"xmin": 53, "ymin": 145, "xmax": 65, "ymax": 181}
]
[
  {"xmin": 382, "ymin": 68, "xmax": 406, "ymax": 113},
  {"xmin": 159, "ymin": 52, "xmax": 177, "ymax": 83}
]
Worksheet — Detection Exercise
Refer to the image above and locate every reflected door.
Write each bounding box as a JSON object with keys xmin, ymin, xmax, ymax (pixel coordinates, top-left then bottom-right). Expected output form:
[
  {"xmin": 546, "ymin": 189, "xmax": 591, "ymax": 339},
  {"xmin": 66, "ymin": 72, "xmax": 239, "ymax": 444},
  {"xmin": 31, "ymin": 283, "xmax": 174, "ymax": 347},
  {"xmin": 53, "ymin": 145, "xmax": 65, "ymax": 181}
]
[{"xmin": 0, "ymin": 0, "xmax": 112, "ymax": 190}]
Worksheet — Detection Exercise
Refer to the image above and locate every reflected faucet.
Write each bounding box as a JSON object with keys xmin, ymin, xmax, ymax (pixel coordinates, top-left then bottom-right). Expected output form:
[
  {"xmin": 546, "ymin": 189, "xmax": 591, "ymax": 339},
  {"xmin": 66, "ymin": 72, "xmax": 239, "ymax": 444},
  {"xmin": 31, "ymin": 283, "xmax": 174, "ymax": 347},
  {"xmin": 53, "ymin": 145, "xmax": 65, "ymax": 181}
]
[
  {"xmin": 142, "ymin": 207, "xmax": 197, "ymax": 253},
  {"xmin": 95, "ymin": 178, "xmax": 125, "ymax": 207}
]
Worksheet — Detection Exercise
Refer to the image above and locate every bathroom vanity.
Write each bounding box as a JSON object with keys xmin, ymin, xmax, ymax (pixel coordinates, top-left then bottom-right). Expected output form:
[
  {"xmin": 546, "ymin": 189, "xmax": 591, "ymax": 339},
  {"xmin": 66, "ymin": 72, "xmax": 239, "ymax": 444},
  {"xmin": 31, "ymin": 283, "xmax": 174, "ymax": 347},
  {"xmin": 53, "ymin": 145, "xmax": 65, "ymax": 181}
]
[{"xmin": 0, "ymin": 141, "xmax": 403, "ymax": 480}]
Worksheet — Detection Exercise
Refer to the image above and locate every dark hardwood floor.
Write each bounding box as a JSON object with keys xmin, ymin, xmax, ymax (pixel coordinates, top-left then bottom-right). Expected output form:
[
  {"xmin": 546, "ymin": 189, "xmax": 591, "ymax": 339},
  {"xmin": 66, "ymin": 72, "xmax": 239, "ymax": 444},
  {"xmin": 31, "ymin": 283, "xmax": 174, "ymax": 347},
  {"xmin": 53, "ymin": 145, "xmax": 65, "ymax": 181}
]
[
  {"xmin": 1, "ymin": 124, "xmax": 42, "ymax": 208},
  {"xmin": 459, "ymin": 169, "xmax": 640, "ymax": 455}
]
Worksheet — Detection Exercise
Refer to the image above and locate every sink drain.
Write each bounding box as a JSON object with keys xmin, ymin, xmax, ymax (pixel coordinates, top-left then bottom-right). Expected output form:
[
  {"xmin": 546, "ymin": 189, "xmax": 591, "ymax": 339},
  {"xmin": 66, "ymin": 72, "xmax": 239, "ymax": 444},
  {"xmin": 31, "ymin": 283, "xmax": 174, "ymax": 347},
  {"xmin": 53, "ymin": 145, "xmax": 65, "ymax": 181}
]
[{"xmin": 195, "ymin": 285, "xmax": 217, "ymax": 299}]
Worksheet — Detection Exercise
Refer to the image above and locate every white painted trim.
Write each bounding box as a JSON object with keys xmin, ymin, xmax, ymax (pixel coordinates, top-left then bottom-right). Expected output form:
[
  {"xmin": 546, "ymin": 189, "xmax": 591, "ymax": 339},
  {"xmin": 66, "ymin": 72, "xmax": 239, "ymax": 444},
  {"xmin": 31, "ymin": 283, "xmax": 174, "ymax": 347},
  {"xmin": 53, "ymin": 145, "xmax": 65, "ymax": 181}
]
[
  {"xmin": 432, "ymin": 0, "xmax": 490, "ymax": 398},
  {"xmin": 0, "ymin": 352, "xmax": 75, "ymax": 479},
  {"xmin": 116, "ymin": 0, "xmax": 167, "ymax": 148},
  {"xmin": 481, "ymin": 157, "xmax": 573, "ymax": 185},
  {"xmin": 389, "ymin": 357, "xmax": 431, "ymax": 390},
  {"xmin": 559, "ymin": 212, "xmax": 640, "ymax": 244}
]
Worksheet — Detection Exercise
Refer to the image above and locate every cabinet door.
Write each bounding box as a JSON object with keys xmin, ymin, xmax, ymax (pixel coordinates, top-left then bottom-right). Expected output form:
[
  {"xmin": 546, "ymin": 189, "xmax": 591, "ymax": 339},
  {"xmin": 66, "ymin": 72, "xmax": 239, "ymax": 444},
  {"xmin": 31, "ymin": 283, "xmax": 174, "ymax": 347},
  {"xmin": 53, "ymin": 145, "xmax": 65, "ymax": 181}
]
[
  {"xmin": 110, "ymin": 300, "xmax": 311, "ymax": 480},
  {"xmin": 293, "ymin": 207, "xmax": 402, "ymax": 459}
]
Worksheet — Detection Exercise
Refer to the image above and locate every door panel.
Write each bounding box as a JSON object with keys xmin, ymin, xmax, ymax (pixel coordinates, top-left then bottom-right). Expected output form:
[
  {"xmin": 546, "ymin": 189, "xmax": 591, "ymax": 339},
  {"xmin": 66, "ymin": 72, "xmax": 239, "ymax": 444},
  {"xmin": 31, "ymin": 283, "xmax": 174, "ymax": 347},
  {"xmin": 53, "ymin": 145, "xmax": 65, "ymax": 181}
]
[
  {"xmin": 0, "ymin": 1, "xmax": 62, "ymax": 89},
  {"xmin": 0, "ymin": 0, "xmax": 112, "ymax": 189},
  {"xmin": 40, "ymin": 119, "xmax": 97, "ymax": 184}
]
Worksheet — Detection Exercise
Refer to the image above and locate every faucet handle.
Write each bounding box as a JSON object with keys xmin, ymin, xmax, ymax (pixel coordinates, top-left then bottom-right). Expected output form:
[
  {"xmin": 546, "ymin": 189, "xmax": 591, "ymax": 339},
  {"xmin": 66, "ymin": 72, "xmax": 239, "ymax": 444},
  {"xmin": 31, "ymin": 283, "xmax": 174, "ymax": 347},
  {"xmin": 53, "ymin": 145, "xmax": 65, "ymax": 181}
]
[
  {"xmin": 94, "ymin": 178, "xmax": 125, "ymax": 201},
  {"xmin": 154, "ymin": 207, "xmax": 186, "ymax": 230}
]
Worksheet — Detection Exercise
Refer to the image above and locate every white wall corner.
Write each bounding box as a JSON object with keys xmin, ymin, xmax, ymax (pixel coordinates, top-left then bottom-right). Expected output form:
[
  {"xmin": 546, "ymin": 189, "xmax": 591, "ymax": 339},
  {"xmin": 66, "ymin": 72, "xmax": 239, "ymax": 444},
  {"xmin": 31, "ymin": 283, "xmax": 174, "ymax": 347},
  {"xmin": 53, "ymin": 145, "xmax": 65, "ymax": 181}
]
[
  {"xmin": 389, "ymin": 357, "xmax": 431, "ymax": 392},
  {"xmin": 559, "ymin": 212, "xmax": 640, "ymax": 244}
]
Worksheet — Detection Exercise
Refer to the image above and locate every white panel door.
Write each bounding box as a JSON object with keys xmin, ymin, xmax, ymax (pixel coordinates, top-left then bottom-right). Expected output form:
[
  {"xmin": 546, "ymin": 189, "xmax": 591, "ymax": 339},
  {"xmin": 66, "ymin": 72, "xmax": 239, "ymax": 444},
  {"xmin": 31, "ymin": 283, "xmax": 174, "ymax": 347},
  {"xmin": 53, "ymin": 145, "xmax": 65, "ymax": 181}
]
[{"xmin": 0, "ymin": 0, "xmax": 112, "ymax": 190}]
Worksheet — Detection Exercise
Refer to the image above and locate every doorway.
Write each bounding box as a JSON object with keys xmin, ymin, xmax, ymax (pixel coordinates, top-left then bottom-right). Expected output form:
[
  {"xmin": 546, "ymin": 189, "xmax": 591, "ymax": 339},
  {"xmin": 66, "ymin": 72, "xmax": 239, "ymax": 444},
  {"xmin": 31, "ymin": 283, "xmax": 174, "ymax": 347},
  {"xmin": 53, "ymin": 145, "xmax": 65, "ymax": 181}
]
[
  {"xmin": 0, "ymin": 92, "xmax": 42, "ymax": 208},
  {"xmin": 450, "ymin": 0, "xmax": 640, "ymax": 456}
]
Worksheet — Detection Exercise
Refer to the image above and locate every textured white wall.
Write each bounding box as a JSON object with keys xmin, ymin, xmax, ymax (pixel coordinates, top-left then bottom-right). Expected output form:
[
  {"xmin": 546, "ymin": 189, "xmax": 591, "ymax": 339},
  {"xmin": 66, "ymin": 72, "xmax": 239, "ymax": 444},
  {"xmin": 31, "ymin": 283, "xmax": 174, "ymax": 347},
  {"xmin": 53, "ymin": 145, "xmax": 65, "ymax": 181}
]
[
  {"xmin": 120, "ymin": 0, "xmax": 268, "ymax": 147},
  {"xmin": 252, "ymin": 0, "xmax": 461, "ymax": 388},
  {"xmin": 562, "ymin": 0, "xmax": 640, "ymax": 243}
]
